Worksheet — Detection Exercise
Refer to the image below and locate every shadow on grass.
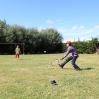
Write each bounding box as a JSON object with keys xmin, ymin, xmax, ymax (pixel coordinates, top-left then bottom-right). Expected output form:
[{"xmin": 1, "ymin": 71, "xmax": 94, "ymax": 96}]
[
  {"xmin": 63, "ymin": 67, "xmax": 95, "ymax": 71},
  {"xmin": 81, "ymin": 67, "xmax": 95, "ymax": 71}
]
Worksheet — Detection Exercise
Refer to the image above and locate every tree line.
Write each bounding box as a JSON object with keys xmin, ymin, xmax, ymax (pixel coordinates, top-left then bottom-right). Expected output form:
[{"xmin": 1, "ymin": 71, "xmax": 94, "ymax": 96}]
[
  {"xmin": 0, "ymin": 20, "xmax": 63, "ymax": 54},
  {"xmin": 0, "ymin": 20, "xmax": 99, "ymax": 54}
]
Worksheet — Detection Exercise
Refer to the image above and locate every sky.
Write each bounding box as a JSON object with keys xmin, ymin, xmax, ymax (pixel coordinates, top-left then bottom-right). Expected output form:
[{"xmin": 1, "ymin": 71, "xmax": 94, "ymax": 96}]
[{"xmin": 0, "ymin": 0, "xmax": 99, "ymax": 42}]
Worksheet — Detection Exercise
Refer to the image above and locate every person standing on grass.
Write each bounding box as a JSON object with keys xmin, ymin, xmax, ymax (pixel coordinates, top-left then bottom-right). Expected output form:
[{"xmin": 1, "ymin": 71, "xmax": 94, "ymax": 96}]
[
  {"xmin": 59, "ymin": 41, "xmax": 81, "ymax": 71},
  {"xmin": 15, "ymin": 45, "xmax": 20, "ymax": 59}
]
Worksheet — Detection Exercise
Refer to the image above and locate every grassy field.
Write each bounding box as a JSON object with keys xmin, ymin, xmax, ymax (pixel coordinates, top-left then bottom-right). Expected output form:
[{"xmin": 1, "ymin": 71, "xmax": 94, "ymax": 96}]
[{"xmin": 0, "ymin": 54, "xmax": 99, "ymax": 99}]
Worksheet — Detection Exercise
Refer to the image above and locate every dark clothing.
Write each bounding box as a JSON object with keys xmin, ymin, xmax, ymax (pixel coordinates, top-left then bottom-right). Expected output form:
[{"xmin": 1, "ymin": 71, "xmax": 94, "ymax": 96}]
[
  {"xmin": 60, "ymin": 56, "xmax": 80, "ymax": 70},
  {"xmin": 60, "ymin": 46, "xmax": 80, "ymax": 70}
]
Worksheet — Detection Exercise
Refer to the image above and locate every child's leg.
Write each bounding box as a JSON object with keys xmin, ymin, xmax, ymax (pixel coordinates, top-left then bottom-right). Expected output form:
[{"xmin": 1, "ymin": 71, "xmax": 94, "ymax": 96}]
[
  {"xmin": 18, "ymin": 54, "xmax": 19, "ymax": 58},
  {"xmin": 59, "ymin": 56, "xmax": 73, "ymax": 68},
  {"xmin": 71, "ymin": 56, "xmax": 81, "ymax": 70},
  {"xmin": 16, "ymin": 53, "xmax": 19, "ymax": 59},
  {"xmin": 16, "ymin": 54, "xmax": 17, "ymax": 58}
]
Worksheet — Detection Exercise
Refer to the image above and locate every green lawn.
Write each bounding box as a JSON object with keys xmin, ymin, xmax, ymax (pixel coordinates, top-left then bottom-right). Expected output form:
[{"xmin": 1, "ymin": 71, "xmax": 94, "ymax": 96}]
[{"xmin": 0, "ymin": 54, "xmax": 99, "ymax": 99}]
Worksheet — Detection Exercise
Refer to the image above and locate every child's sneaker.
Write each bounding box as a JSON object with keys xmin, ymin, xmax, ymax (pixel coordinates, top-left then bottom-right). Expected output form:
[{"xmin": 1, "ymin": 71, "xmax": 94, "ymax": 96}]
[{"xmin": 58, "ymin": 64, "xmax": 63, "ymax": 69}]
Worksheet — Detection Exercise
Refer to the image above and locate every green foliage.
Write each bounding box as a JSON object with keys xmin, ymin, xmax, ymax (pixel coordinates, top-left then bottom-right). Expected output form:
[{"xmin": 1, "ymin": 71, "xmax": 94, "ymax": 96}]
[
  {"xmin": 40, "ymin": 29, "xmax": 63, "ymax": 53},
  {"xmin": 63, "ymin": 38, "xmax": 99, "ymax": 54},
  {"xmin": 0, "ymin": 20, "xmax": 7, "ymax": 42},
  {"xmin": 0, "ymin": 20, "xmax": 63, "ymax": 54},
  {"xmin": 0, "ymin": 19, "xmax": 99, "ymax": 54}
]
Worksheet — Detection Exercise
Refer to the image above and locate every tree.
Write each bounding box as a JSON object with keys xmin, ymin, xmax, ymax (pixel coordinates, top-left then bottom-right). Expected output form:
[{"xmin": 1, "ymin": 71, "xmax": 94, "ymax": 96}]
[
  {"xmin": 0, "ymin": 20, "xmax": 7, "ymax": 42},
  {"xmin": 40, "ymin": 28, "xmax": 63, "ymax": 53},
  {"xmin": 0, "ymin": 19, "xmax": 63, "ymax": 54}
]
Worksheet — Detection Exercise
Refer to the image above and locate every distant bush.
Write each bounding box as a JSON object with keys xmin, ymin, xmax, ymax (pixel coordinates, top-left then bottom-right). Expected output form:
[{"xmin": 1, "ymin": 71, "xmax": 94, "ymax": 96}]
[{"xmin": 63, "ymin": 38, "xmax": 99, "ymax": 54}]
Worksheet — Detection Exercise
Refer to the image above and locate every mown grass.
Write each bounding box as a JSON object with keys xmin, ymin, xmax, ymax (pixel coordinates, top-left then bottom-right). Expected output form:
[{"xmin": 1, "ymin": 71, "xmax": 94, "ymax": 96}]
[{"xmin": 0, "ymin": 54, "xmax": 99, "ymax": 99}]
